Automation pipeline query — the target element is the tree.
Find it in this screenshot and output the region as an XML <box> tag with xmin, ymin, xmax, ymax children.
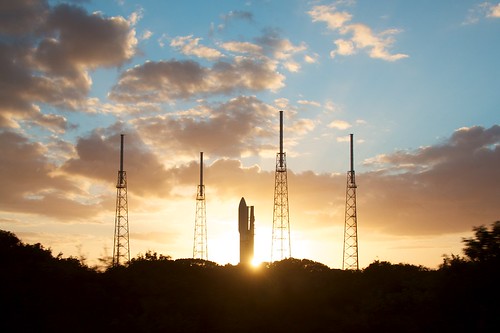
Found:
<box><xmin>462</xmin><ymin>221</ymin><xmax>500</xmax><ymax>264</ymax></box>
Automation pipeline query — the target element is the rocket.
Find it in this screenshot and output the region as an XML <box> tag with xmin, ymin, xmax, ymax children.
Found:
<box><xmin>238</xmin><ymin>197</ymin><xmax>255</xmax><ymax>265</ymax></box>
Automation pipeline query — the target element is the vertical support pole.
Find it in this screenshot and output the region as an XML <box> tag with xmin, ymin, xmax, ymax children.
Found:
<box><xmin>200</xmin><ymin>152</ymin><xmax>204</xmax><ymax>196</ymax></box>
<box><xmin>279</xmin><ymin>111</ymin><xmax>284</xmax><ymax>168</ymax></box>
<box><xmin>119</xmin><ymin>134</ymin><xmax>124</xmax><ymax>186</ymax></box>
<box><xmin>120</xmin><ymin>134</ymin><xmax>124</xmax><ymax>173</ymax></box>
<box><xmin>350</xmin><ymin>134</ymin><xmax>355</xmax><ymax>185</ymax></box>
<box><xmin>350</xmin><ymin>133</ymin><xmax>354</xmax><ymax>173</ymax></box>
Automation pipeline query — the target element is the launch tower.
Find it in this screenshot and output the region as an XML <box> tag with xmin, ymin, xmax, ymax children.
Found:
<box><xmin>271</xmin><ymin>111</ymin><xmax>291</xmax><ymax>261</ymax></box>
<box><xmin>113</xmin><ymin>134</ymin><xmax>130</xmax><ymax>266</ymax></box>
<box><xmin>342</xmin><ymin>134</ymin><xmax>359</xmax><ymax>270</ymax></box>
<box><xmin>193</xmin><ymin>152</ymin><xmax>208</xmax><ymax>260</ymax></box>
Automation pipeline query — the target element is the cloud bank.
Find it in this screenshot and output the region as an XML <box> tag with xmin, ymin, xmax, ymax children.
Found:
<box><xmin>0</xmin><ymin>0</ymin><xmax>137</xmax><ymax>128</ymax></box>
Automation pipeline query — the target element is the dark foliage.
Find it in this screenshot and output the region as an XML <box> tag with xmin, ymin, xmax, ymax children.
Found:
<box><xmin>1</xmin><ymin>228</ymin><xmax>498</xmax><ymax>333</ymax></box>
<box><xmin>462</xmin><ymin>221</ymin><xmax>500</xmax><ymax>264</ymax></box>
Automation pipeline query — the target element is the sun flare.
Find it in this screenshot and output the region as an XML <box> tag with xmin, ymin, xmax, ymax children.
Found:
<box><xmin>251</xmin><ymin>257</ymin><xmax>262</xmax><ymax>268</ymax></box>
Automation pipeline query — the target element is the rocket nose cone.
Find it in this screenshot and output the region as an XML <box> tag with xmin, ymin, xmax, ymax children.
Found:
<box><xmin>239</xmin><ymin>197</ymin><xmax>246</xmax><ymax>208</ymax></box>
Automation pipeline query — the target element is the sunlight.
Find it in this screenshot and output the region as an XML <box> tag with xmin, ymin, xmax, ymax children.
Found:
<box><xmin>251</xmin><ymin>257</ymin><xmax>262</xmax><ymax>268</ymax></box>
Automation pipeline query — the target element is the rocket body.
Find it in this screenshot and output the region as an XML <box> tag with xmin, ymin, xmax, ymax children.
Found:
<box><xmin>238</xmin><ymin>197</ymin><xmax>254</xmax><ymax>265</ymax></box>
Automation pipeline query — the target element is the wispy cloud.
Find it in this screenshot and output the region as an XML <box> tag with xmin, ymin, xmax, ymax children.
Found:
<box><xmin>488</xmin><ymin>2</ymin><xmax>500</xmax><ymax>18</ymax></box>
<box><xmin>220</xmin><ymin>41</ymin><xmax>263</xmax><ymax>55</ymax></box>
<box><xmin>308</xmin><ymin>4</ymin><xmax>408</xmax><ymax>61</ymax></box>
<box><xmin>255</xmin><ymin>29</ymin><xmax>308</xmax><ymax>71</ymax></box>
<box><xmin>216</xmin><ymin>10</ymin><xmax>253</xmax><ymax>32</ymax></box>
<box><xmin>141</xmin><ymin>29</ymin><xmax>153</xmax><ymax>40</ymax></box>
<box><xmin>298</xmin><ymin>100</ymin><xmax>321</xmax><ymax>107</ymax></box>
<box><xmin>328</xmin><ymin>120</ymin><xmax>352</xmax><ymax>130</ymax></box>
<box><xmin>464</xmin><ymin>2</ymin><xmax>500</xmax><ymax>25</ymax></box>
<box><xmin>171</xmin><ymin>35</ymin><xmax>223</xmax><ymax>60</ymax></box>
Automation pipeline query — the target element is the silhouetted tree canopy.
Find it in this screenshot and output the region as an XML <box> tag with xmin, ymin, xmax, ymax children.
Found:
<box><xmin>1</xmin><ymin>226</ymin><xmax>498</xmax><ymax>333</ymax></box>
<box><xmin>462</xmin><ymin>221</ymin><xmax>500</xmax><ymax>264</ymax></box>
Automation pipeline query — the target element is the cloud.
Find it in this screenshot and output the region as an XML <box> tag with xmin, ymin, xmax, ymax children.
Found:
<box><xmin>0</xmin><ymin>0</ymin><xmax>49</xmax><ymax>35</ymax></box>
<box><xmin>217</xmin><ymin>10</ymin><xmax>253</xmax><ymax>31</ymax></box>
<box><xmin>328</xmin><ymin>120</ymin><xmax>352</xmax><ymax>130</ymax></box>
<box><xmin>464</xmin><ymin>2</ymin><xmax>500</xmax><ymax>24</ymax></box>
<box><xmin>170</xmin><ymin>35</ymin><xmax>223</xmax><ymax>60</ymax></box>
<box><xmin>298</xmin><ymin>100</ymin><xmax>321</xmax><ymax>107</ymax></box>
<box><xmin>141</xmin><ymin>29</ymin><xmax>153</xmax><ymax>40</ymax></box>
<box><xmin>62</xmin><ymin>126</ymin><xmax>176</xmax><ymax>198</ymax></box>
<box><xmin>222</xmin><ymin>10</ymin><xmax>253</xmax><ymax>23</ymax></box>
<box><xmin>195</xmin><ymin>125</ymin><xmax>498</xmax><ymax>238</ymax></box>
<box><xmin>254</xmin><ymin>29</ymin><xmax>308</xmax><ymax>71</ymax></box>
<box><xmin>333</xmin><ymin>39</ymin><xmax>355</xmax><ymax>56</ymax></box>
<box><xmin>220</xmin><ymin>30</ymin><xmax>310</xmax><ymax>72</ymax></box>
<box><xmin>128</xmin><ymin>7</ymin><xmax>144</xmax><ymax>26</ymax></box>
<box><xmin>39</xmin><ymin>4</ymin><xmax>137</xmax><ymax>71</ymax></box>
<box><xmin>109</xmin><ymin>58</ymin><xmax>285</xmax><ymax>103</ymax></box>
<box><xmin>221</xmin><ymin>41</ymin><xmax>263</xmax><ymax>55</ymax></box>
<box><xmin>308</xmin><ymin>4</ymin><xmax>352</xmax><ymax>29</ymax></box>
<box><xmin>308</xmin><ymin>4</ymin><xmax>408</xmax><ymax>61</ymax></box>
<box><xmin>28</xmin><ymin>109</ymin><xmax>71</xmax><ymax>133</ymax></box>
<box><xmin>0</xmin><ymin>1</ymin><xmax>137</xmax><ymax>128</ymax></box>
<box><xmin>0</xmin><ymin>130</ymin><xmax>105</xmax><ymax>220</ymax></box>
<box><xmin>132</xmin><ymin>96</ymin><xmax>278</xmax><ymax>158</ymax></box>
<box><xmin>488</xmin><ymin>3</ymin><xmax>500</xmax><ymax>18</ymax></box>
<box><xmin>360</xmin><ymin>125</ymin><xmax>500</xmax><ymax>234</ymax></box>
<box><xmin>304</xmin><ymin>53</ymin><xmax>319</xmax><ymax>64</ymax></box>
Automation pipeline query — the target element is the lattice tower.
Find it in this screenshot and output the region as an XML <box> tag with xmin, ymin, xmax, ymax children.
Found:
<box><xmin>193</xmin><ymin>152</ymin><xmax>208</xmax><ymax>260</ymax></box>
<box><xmin>343</xmin><ymin>133</ymin><xmax>359</xmax><ymax>270</ymax></box>
<box><xmin>113</xmin><ymin>134</ymin><xmax>130</xmax><ymax>266</ymax></box>
<box><xmin>272</xmin><ymin>111</ymin><xmax>291</xmax><ymax>261</ymax></box>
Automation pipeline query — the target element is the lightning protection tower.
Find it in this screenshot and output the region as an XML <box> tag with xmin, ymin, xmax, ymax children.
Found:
<box><xmin>271</xmin><ymin>111</ymin><xmax>291</xmax><ymax>262</ymax></box>
<box><xmin>113</xmin><ymin>134</ymin><xmax>130</xmax><ymax>266</ymax></box>
<box><xmin>343</xmin><ymin>133</ymin><xmax>359</xmax><ymax>270</ymax></box>
<box><xmin>193</xmin><ymin>152</ymin><xmax>208</xmax><ymax>260</ymax></box>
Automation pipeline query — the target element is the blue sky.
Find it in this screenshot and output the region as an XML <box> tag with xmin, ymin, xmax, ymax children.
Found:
<box><xmin>1</xmin><ymin>0</ymin><xmax>499</xmax><ymax>268</ymax></box>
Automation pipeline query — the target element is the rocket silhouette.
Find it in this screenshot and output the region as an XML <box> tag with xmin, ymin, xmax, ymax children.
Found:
<box><xmin>238</xmin><ymin>197</ymin><xmax>254</xmax><ymax>265</ymax></box>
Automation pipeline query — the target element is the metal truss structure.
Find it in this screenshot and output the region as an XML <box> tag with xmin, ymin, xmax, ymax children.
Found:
<box><xmin>272</xmin><ymin>111</ymin><xmax>291</xmax><ymax>262</ymax></box>
<box><xmin>343</xmin><ymin>134</ymin><xmax>359</xmax><ymax>270</ymax></box>
<box><xmin>113</xmin><ymin>134</ymin><xmax>130</xmax><ymax>266</ymax></box>
<box><xmin>193</xmin><ymin>152</ymin><xmax>208</xmax><ymax>260</ymax></box>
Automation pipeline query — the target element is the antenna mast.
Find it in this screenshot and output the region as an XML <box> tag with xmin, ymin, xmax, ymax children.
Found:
<box><xmin>342</xmin><ymin>134</ymin><xmax>359</xmax><ymax>270</ymax></box>
<box><xmin>113</xmin><ymin>134</ymin><xmax>130</xmax><ymax>266</ymax></box>
<box><xmin>193</xmin><ymin>152</ymin><xmax>208</xmax><ymax>260</ymax></box>
<box><xmin>271</xmin><ymin>111</ymin><xmax>291</xmax><ymax>261</ymax></box>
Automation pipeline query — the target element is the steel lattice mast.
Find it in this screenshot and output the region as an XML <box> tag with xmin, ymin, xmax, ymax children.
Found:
<box><xmin>193</xmin><ymin>152</ymin><xmax>208</xmax><ymax>260</ymax></box>
<box><xmin>271</xmin><ymin>111</ymin><xmax>291</xmax><ymax>262</ymax></box>
<box><xmin>113</xmin><ymin>134</ymin><xmax>130</xmax><ymax>266</ymax></box>
<box><xmin>343</xmin><ymin>133</ymin><xmax>359</xmax><ymax>270</ymax></box>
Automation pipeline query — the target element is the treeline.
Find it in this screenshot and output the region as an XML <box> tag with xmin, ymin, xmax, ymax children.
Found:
<box><xmin>1</xmin><ymin>222</ymin><xmax>498</xmax><ymax>333</ymax></box>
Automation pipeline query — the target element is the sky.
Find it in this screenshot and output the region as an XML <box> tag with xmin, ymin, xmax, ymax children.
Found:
<box><xmin>0</xmin><ymin>0</ymin><xmax>499</xmax><ymax>269</ymax></box>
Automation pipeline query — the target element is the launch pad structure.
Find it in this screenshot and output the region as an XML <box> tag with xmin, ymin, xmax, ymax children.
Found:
<box><xmin>271</xmin><ymin>111</ymin><xmax>291</xmax><ymax>262</ymax></box>
<box><xmin>193</xmin><ymin>152</ymin><xmax>208</xmax><ymax>260</ymax></box>
<box><xmin>343</xmin><ymin>134</ymin><xmax>359</xmax><ymax>270</ymax></box>
<box><xmin>113</xmin><ymin>134</ymin><xmax>130</xmax><ymax>266</ymax></box>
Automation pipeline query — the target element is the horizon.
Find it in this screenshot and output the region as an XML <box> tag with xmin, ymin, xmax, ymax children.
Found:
<box><xmin>1</xmin><ymin>0</ymin><xmax>499</xmax><ymax>269</ymax></box>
